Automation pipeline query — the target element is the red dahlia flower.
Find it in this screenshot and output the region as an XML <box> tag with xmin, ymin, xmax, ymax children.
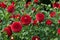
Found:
<box><xmin>32</xmin><ymin>36</ymin><xmax>40</xmax><ymax>40</ymax></box>
<box><xmin>36</xmin><ymin>12</ymin><xmax>45</xmax><ymax>22</ymax></box>
<box><xmin>57</xmin><ymin>28</ymin><xmax>60</xmax><ymax>34</ymax></box>
<box><xmin>21</xmin><ymin>14</ymin><xmax>31</xmax><ymax>25</ymax></box>
<box><xmin>4</xmin><ymin>26</ymin><xmax>12</xmax><ymax>37</ymax></box>
<box><xmin>11</xmin><ymin>22</ymin><xmax>22</xmax><ymax>32</ymax></box>
<box><xmin>34</xmin><ymin>0</ymin><xmax>38</xmax><ymax>3</ymax></box>
<box><xmin>46</xmin><ymin>20</ymin><xmax>52</xmax><ymax>25</ymax></box>
<box><xmin>7</xmin><ymin>4</ymin><xmax>15</xmax><ymax>13</ymax></box>
<box><xmin>0</xmin><ymin>2</ymin><xmax>7</xmax><ymax>8</ymax></box>
<box><xmin>50</xmin><ymin>11</ymin><xmax>56</xmax><ymax>17</ymax></box>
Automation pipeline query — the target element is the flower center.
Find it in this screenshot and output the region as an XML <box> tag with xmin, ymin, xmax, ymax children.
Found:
<box><xmin>36</xmin><ymin>38</ymin><xmax>38</xmax><ymax>40</ymax></box>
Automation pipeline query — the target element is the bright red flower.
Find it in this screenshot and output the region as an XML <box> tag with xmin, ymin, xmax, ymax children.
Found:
<box><xmin>4</xmin><ymin>25</ymin><xmax>12</xmax><ymax>37</ymax></box>
<box><xmin>11</xmin><ymin>22</ymin><xmax>22</xmax><ymax>32</ymax></box>
<box><xmin>50</xmin><ymin>11</ymin><xmax>56</xmax><ymax>17</ymax></box>
<box><xmin>33</xmin><ymin>19</ymin><xmax>38</xmax><ymax>25</ymax></box>
<box><xmin>7</xmin><ymin>5</ymin><xmax>15</xmax><ymax>13</ymax></box>
<box><xmin>34</xmin><ymin>0</ymin><xmax>38</xmax><ymax>3</ymax></box>
<box><xmin>36</xmin><ymin>12</ymin><xmax>45</xmax><ymax>22</ymax></box>
<box><xmin>58</xmin><ymin>20</ymin><xmax>60</xmax><ymax>24</ymax></box>
<box><xmin>57</xmin><ymin>28</ymin><xmax>60</xmax><ymax>34</ymax></box>
<box><xmin>21</xmin><ymin>14</ymin><xmax>31</xmax><ymax>25</ymax></box>
<box><xmin>52</xmin><ymin>2</ymin><xmax>59</xmax><ymax>8</ymax></box>
<box><xmin>32</xmin><ymin>36</ymin><xmax>40</xmax><ymax>40</ymax></box>
<box><xmin>0</xmin><ymin>2</ymin><xmax>7</xmax><ymax>8</ymax></box>
<box><xmin>46</xmin><ymin>20</ymin><xmax>52</xmax><ymax>25</ymax></box>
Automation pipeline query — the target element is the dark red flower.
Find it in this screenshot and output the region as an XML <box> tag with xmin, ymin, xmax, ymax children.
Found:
<box><xmin>10</xmin><ymin>14</ymin><xmax>20</xmax><ymax>19</ymax></box>
<box><xmin>27</xmin><ymin>2</ymin><xmax>31</xmax><ymax>6</ymax></box>
<box><xmin>33</xmin><ymin>19</ymin><xmax>38</xmax><ymax>25</ymax></box>
<box><xmin>46</xmin><ymin>20</ymin><xmax>52</xmax><ymax>25</ymax></box>
<box><xmin>0</xmin><ymin>20</ymin><xmax>2</xmax><ymax>23</ymax></box>
<box><xmin>32</xmin><ymin>36</ymin><xmax>40</xmax><ymax>40</ymax></box>
<box><xmin>7</xmin><ymin>5</ymin><xmax>15</xmax><ymax>13</ymax></box>
<box><xmin>52</xmin><ymin>2</ymin><xmax>59</xmax><ymax>8</ymax></box>
<box><xmin>11</xmin><ymin>22</ymin><xmax>22</xmax><ymax>32</ymax></box>
<box><xmin>21</xmin><ymin>14</ymin><xmax>31</xmax><ymax>25</ymax></box>
<box><xmin>0</xmin><ymin>2</ymin><xmax>7</xmax><ymax>8</ymax></box>
<box><xmin>34</xmin><ymin>0</ymin><xmax>38</xmax><ymax>3</ymax></box>
<box><xmin>50</xmin><ymin>11</ymin><xmax>56</xmax><ymax>17</ymax></box>
<box><xmin>4</xmin><ymin>25</ymin><xmax>12</xmax><ymax>37</ymax></box>
<box><xmin>57</xmin><ymin>28</ymin><xmax>60</xmax><ymax>34</ymax></box>
<box><xmin>10</xmin><ymin>14</ymin><xmax>15</xmax><ymax>18</ymax></box>
<box><xmin>32</xmin><ymin>7</ymin><xmax>36</xmax><ymax>12</ymax></box>
<box><xmin>58</xmin><ymin>20</ymin><xmax>60</xmax><ymax>24</ymax></box>
<box><xmin>24</xmin><ymin>2</ymin><xmax>31</xmax><ymax>8</ymax></box>
<box><xmin>14</xmin><ymin>14</ymin><xmax>21</xmax><ymax>19</ymax></box>
<box><xmin>36</xmin><ymin>12</ymin><xmax>45</xmax><ymax>22</ymax></box>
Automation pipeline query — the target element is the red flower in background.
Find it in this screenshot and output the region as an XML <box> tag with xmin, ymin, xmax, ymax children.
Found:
<box><xmin>0</xmin><ymin>2</ymin><xmax>7</xmax><ymax>8</ymax></box>
<box><xmin>36</xmin><ymin>12</ymin><xmax>45</xmax><ymax>22</ymax></box>
<box><xmin>32</xmin><ymin>7</ymin><xmax>36</xmax><ymax>12</ymax></box>
<box><xmin>12</xmin><ymin>1</ymin><xmax>15</xmax><ymax>5</ymax></box>
<box><xmin>24</xmin><ymin>2</ymin><xmax>31</xmax><ymax>8</ymax></box>
<box><xmin>7</xmin><ymin>4</ymin><xmax>15</xmax><ymax>13</ymax></box>
<box><xmin>32</xmin><ymin>36</ymin><xmax>40</xmax><ymax>40</ymax></box>
<box><xmin>58</xmin><ymin>4</ymin><xmax>60</xmax><ymax>9</ymax></box>
<box><xmin>34</xmin><ymin>0</ymin><xmax>38</xmax><ymax>3</ymax></box>
<box><xmin>10</xmin><ymin>14</ymin><xmax>15</xmax><ymax>18</ymax></box>
<box><xmin>11</xmin><ymin>22</ymin><xmax>22</xmax><ymax>32</ymax></box>
<box><xmin>57</xmin><ymin>28</ymin><xmax>60</xmax><ymax>34</ymax></box>
<box><xmin>50</xmin><ymin>11</ymin><xmax>56</xmax><ymax>17</ymax></box>
<box><xmin>33</xmin><ymin>19</ymin><xmax>38</xmax><ymax>25</ymax></box>
<box><xmin>46</xmin><ymin>20</ymin><xmax>52</xmax><ymax>25</ymax></box>
<box><xmin>21</xmin><ymin>14</ymin><xmax>31</xmax><ymax>25</ymax></box>
<box><xmin>14</xmin><ymin>14</ymin><xmax>21</xmax><ymax>19</ymax></box>
<box><xmin>58</xmin><ymin>20</ymin><xmax>60</xmax><ymax>24</ymax></box>
<box><xmin>4</xmin><ymin>25</ymin><xmax>12</xmax><ymax>37</ymax></box>
<box><xmin>10</xmin><ymin>14</ymin><xmax>20</xmax><ymax>19</ymax></box>
<box><xmin>52</xmin><ymin>2</ymin><xmax>59</xmax><ymax>8</ymax></box>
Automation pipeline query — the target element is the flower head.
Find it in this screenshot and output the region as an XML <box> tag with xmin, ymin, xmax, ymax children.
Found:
<box><xmin>32</xmin><ymin>36</ymin><xmax>40</xmax><ymax>40</ymax></box>
<box><xmin>46</xmin><ymin>20</ymin><xmax>52</xmax><ymax>25</ymax></box>
<box><xmin>11</xmin><ymin>22</ymin><xmax>22</xmax><ymax>32</ymax></box>
<box><xmin>21</xmin><ymin>14</ymin><xmax>31</xmax><ymax>25</ymax></box>
<box><xmin>36</xmin><ymin>12</ymin><xmax>45</xmax><ymax>22</ymax></box>
<box><xmin>4</xmin><ymin>25</ymin><xmax>12</xmax><ymax>37</ymax></box>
